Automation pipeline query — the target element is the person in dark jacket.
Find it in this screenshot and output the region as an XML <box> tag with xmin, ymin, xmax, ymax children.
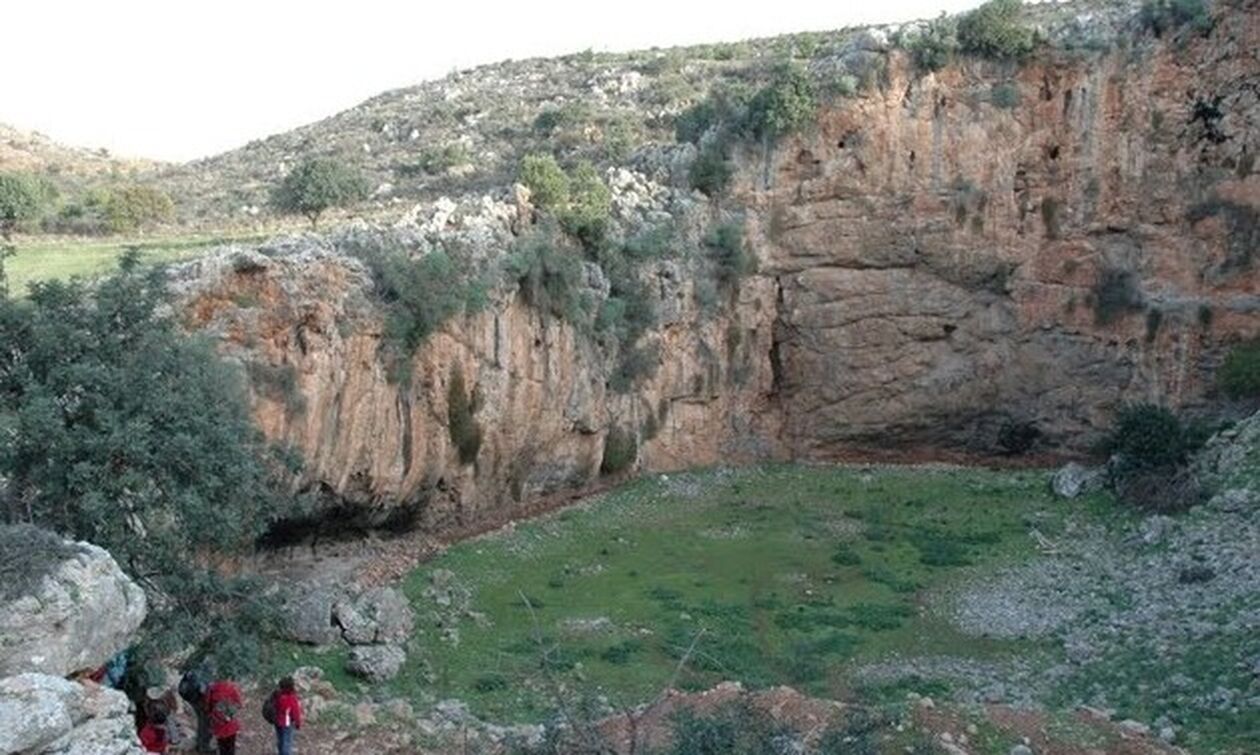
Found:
<box><xmin>205</xmin><ymin>677</ymin><xmax>243</xmax><ymax>755</ymax></box>
<box><xmin>178</xmin><ymin>661</ymin><xmax>215</xmax><ymax>754</ymax></box>
<box><xmin>271</xmin><ymin>676</ymin><xmax>303</xmax><ymax>755</ymax></box>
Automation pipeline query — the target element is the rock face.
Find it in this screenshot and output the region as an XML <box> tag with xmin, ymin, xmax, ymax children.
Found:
<box><xmin>1195</xmin><ymin>410</ymin><xmax>1260</xmax><ymax>493</ymax></box>
<box><xmin>177</xmin><ymin>3</ymin><xmax>1259</xmax><ymax>533</ymax></box>
<box><xmin>0</xmin><ymin>527</ymin><xmax>147</xmax><ymax>678</ymax></box>
<box><xmin>0</xmin><ymin>674</ymin><xmax>143</xmax><ymax>755</ymax></box>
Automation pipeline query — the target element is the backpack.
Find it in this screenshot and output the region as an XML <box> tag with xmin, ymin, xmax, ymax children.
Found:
<box><xmin>177</xmin><ymin>670</ymin><xmax>205</xmax><ymax>704</ymax></box>
<box><xmin>261</xmin><ymin>690</ymin><xmax>279</xmax><ymax>725</ymax></box>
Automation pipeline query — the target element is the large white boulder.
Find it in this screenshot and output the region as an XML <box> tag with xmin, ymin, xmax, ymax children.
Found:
<box><xmin>0</xmin><ymin>526</ymin><xmax>147</xmax><ymax>678</ymax></box>
<box><xmin>0</xmin><ymin>673</ymin><xmax>142</xmax><ymax>755</ymax></box>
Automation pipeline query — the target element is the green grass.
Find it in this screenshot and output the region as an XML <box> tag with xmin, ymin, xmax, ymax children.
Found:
<box><xmin>3</xmin><ymin>233</ymin><xmax>265</xmax><ymax>295</ymax></box>
<box><xmin>371</xmin><ymin>465</ymin><xmax>1077</xmax><ymax>722</ymax></box>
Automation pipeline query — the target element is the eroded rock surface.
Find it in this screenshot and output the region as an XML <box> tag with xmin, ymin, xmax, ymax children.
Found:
<box><xmin>0</xmin><ymin>674</ymin><xmax>143</xmax><ymax>755</ymax></box>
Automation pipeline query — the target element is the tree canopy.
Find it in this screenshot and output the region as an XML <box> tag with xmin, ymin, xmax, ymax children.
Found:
<box><xmin>272</xmin><ymin>157</ymin><xmax>369</xmax><ymax>228</ymax></box>
<box><xmin>0</xmin><ymin>173</ymin><xmax>49</xmax><ymax>239</ymax></box>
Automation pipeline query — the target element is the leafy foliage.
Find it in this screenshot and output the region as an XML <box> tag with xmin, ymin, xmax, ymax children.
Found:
<box><xmin>0</xmin><ymin>253</ymin><xmax>290</xmax><ymax>650</ymax></box>
<box><xmin>1140</xmin><ymin>0</ymin><xmax>1213</xmax><ymax>36</ymax></box>
<box><xmin>271</xmin><ymin>157</ymin><xmax>369</xmax><ymax>228</ymax></box>
<box><xmin>504</xmin><ymin>224</ymin><xmax>588</xmax><ymax>323</ymax></box>
<box><xmin>905</xmin><ymin>14</ymin><xmax>959</xmax><ymax>72</ymax></box>
<box><xmin>689</xmin><ymin>143</ymin><xmax>735</xmax><ymax>197</ymax></box>
<box><xmin>558</xmin><ymin>162</ymin><xmax>612</xmax><ymax>250</ymax></box>
<box><xmin>704</xmin><ymin>222</ymin><xmax>755</xmax><ymax>290</ymax></box>
<box><xmin>100</xmin><ymin>185</ymin><xmax>174</xmax><ymax>233</ymax></box>
<box><xmin>745</xmin><ymin>65</ymin><xmax>817</xmax><ymax>142</ymax></box>
<box><xmin>0</xmin><ymin>173</ymin><xmax>49</xmax><ymax>239</ymax></box>
<box><xmin>1219</xmin><ymin>340</ymin><xmax>1260</xmax><ymax>399</ymax></box>
<box><xmin>518</xmin><ymin>153</ymin><xmax>570</xmax><ymax>210</ymax></box>
<box><xmin>957</xmin><ymin>0</ymin><xmax>1037</xmax><ymax>60</ymax></box>
<box><xmin>1102</xmin><ymin>404</ymin><xmax>1197</xmax><ymax>474</ymax></box>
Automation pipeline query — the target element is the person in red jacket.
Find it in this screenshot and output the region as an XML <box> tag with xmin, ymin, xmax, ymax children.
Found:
<box><xmin>204</xmin><ymin>678</ymin><xmax>242</xmax><ymax>755</ymax></box>
<box><xmin>137</xmin><ymin>710</ymin><xmax>170</xmax><ymax>753</ymax></box>
<box><xmin>272</xmin><ymin>676</ymin><xmax>302</xmax><ymax>755</ymax></box>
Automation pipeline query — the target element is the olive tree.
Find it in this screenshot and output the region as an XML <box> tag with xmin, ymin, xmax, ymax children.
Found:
<box><xmin>271</xmin><ymin>157</ymin><xmax>369</xmax><ymax>229</ymax></box>
<box><xmin>0</xmin><ymin>173</ymin><xmax>46</xmax><ymax>239</ymax></box>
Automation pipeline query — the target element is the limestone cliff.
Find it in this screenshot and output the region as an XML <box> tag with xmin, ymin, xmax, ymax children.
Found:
<box><xmin>178</xmin><ymin>1</ymin><xmax>1258</xmax><ymax>530</ymax></box>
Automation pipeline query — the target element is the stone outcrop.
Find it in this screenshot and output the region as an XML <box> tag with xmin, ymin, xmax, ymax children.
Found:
<box><xmin>0</xmin><ymin>527</ymin><xmax>147</xmax><ymax>678</ymax></box>
<box><xmin>176</xmin><ymin>1</ymin><xmax>1258</xmax><ymax>533</ymax></box>
<box><xmin>0</xmin><ymin>674</ymin><xmax>143</xmax><ymax>755</ymax></box>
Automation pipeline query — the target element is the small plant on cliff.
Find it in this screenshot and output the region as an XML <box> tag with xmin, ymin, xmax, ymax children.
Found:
<box><xmin>504</xmin><ymin>223</ymin><xmax>589</xmax><ymax>324</ymax></box>
<box><xmin>558</xmin><ymin>162</ymin><xmax>612</xmax><ymax>250</ymax></box>
<box><xmin>600</xmin><ymin>426</ymin><xmax>638</xmax><ymax>475</ymax></box>
<box><xmin>689</xmin><ymin>143</ymin><xmax>735</xmax><ymax>197</ymax></box>
<box><xmin>904</xmin><ymin>14</ymin><xmax>959</xmax><ymax>72</ymax></box>
<box><xmin>518</xmin><ymin>153</ymin><xmax>570</xmax><ymax>210</ymax></box>
<box><xmin>447</xmin><ymin>368</ymin><xmax>483</xmax><ymax>465</ymax></box>
<box><xmin>744</xmin><ymin>64</ymin><xmax>817</xmax><ymax>143</ymax></box>
<box><xmin>1140</xmin><ymin>0</ymin><xmax>1213</xmax><ymax>36</ymax></box>
<box><xmin>956</xmin><ymin>0</ymin><xmax>1037</xmax><ymax>61</ymax></box>
<box><xmin>271</xmin><ymin>157</ymin><xmax>369</xmax><ymax>229</ymax></box>
<box><xmin>990</xmin><ymin>82</ymin><xmax>1021</xmax><ymax>109</ymax></box>
<box><xmin>705</xmin><ymin>221</ymin><xmax>755</xmax><ymax>291</ymax></box>
<box><xmin>1219</xmin><ymin>340</ymin><xmax>1260</xmax><ymax>399</ymax></box>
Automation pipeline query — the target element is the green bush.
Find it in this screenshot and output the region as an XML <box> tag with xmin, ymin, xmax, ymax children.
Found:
<box><xmin>503</xmin><ymin>225</ymin><xmax>588</xmax><ymax>323</ymax></box>
<box><xmin>518</xmin><ymin>153</ymin><xmax>570</xmax><ymax>210</ymax></box>
<box><xmin>1102</xmin><ymin>404</ymin><xmax>1200</xmax><ymax>475</ymax></box>
<box><xmin>1219</xmin><ymin>340</ymin><xmax>1260</xmax><ymax>398</ymax></box>
<box><xmin>0</xmin><ymin>253</ymin><xmax>289</xmax><ymax>653</ymax></box>
<box><xmin>1140</xmin><ymin>0</ymin><xmax>1213</xmax><ymax>36</ymax></box>
<box><xmin>905</xmin><ymin>14</ymin><xmax>959</xmax><ymax>72</ymax></box>
<box><xmin>705</xmin><ymin>222</ymin><xmax>755</xmax><ymax>290</ymax></box>
<box><xmin>990</xmin><ymin>82</ymin><xmax>1021</xmax><ymax>109</ymax></box>
<box><xmin>957</xmin><ymin>0</ymin><xmax>1037</xmax><ymax>60</ymax></box>
<box><xmin>600</xmin><ymin>426</ymin><xmax>638</xmax><ymax>475</ymax></box>
<box><xmin>689</xmin><ymin>143</ymin><xmax>735</xmax><ymax>197</ymax></box>
<box><xmin>744</xmin><ymin>65</ymin><xmax>817</xmax><ymax>142</ymax></box>
<box><xmin>271</xmin><ymin>157</ymin><xmax>369</xmax><ymax>229</ymax></box>
<box><xmin>675</xmin><ymin>100</ymin><xmax>721</xmax><ymax>145</ymax></box>
<box><xmin>397</xmin><ymin>143</ymin><xmax>471</xmax><ymax>176</ymax></box>
<box><xmin>1091</xmin><ymin>267</ymin><xmax>1144</xmax><ymax>325</ymax></box>
<box><xmin>101</xmin><ymin>185</ymin><xmax>174</xmax><ymax>233</ymax></box>
<box><xmin>447</xmin><ymin>368</ymin><xmax>482</xmax><ymax>465</ymax></box>
<box><xmin>667</xmin><ymin>703</ymin><xmax>783</xmax><ymax>755</ymax></box>
<box><xmin>0</xmin><ymin>173</ymin><xmax>49</xmax><ymax>239</ymax></box>
<box><xmin>558</xmin><ymin>162</ymin><xmax>612</xmax><ymax>250</ymax></box>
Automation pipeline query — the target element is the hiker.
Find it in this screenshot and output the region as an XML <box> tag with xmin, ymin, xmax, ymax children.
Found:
<box><xmin>264</xmin><ymin>676</ymin><xmax>303</xmax><ymax>755</ymax></box>
<box><xmin>178</xmin><ymin>660</ymin><xmax>214</xmax><ymax>754</ymax></box>
<box><xmin>138</xmin><ymin>710</ymin><xmax>170</xmax><ymax>753</ymax></box>
<box><xmin>205</xmin><ymin>676</ymin><xmax>243</xmax><ymax>755</ymax></box>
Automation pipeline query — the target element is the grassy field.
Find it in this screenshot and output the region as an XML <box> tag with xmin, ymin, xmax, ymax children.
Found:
<box><xmin>2</xmin><ymin>233</ymin><xmax>267</xmax><ymax>295</ymax></box>
<box><xmin>354</xmin><ymin>465</ymin><xmax>1100</xmax><ymax>722</ymax></box>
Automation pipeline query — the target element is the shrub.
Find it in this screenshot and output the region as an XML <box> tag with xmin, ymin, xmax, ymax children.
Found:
<box><xmin>447</xmin><ymin>368</ymin><xmax>482</xmax><ymax>465</ymax></box>
<box><xmin>503</xmin><ymin>225</ymin><xmax>588</xmax><ymax>323</ymax></box>
<box><xmin>675</xmin><ymin>100</ymin><xmax>721</xmax><ymax>145</ymax></box>
<box><xmin>1140</xmin><ymin>0</ymin><xmax>1213</xmax><ymax>36</ymax></box>
<box><xmin>905</xmin><ymin>14</ymin><xmax>959</xmax><ymax>72</ymax></box>
<box><xmin>0</xmin><ymin>253</ymin><xmax>289</xmax><ymax>653</ymax></box>
<box><xmin>667</xmin><ymin>703</ymin><xmax>783</xmax><ymax>755</ymax></box>
<box><xmin>689</xmin><ymin>143</ymin><xmax>734</xmax><ymax>197</ymax></box>
<box><xmin>744</xmin><ymin>65</ymin><xmax>817</xmax><ymax>142</ymax></box>
<box><xmin>398</xmin><ymin>143</ymin><xmax>471</xmax><ymax>176</ymax></box>
<box><xmin>272</xmin><ymin>157</ymin><xmax>369</xmax><ymax>229</ymax></box>
<box><xmin>600</xmin><ymin>427</ymin><xmax>638</xmax><ymax>475</ymax></box>
<box><xmin>0</xmin><ymin>172</ymin><xmax>48</xmax><ymax>239</ymax></box>
<box><xmin>101</xmin><ymin>185</ymin><xmax>174</xmax><ymax>233</ymax></box>
<box><xmin>1091</xmin><ymin>267</ymin><xmax>1144</xmax><ymax>325</ymax></box>
<box><xmin>705</xmin><ymin>222</ymin><xmax>755</xmax><ymax>290</ymax></box>
<box><xmin>1219</xmin><ymin>340</ymin><xmax>1260</xmax><ymax>398</ymax></box>
<box><xmin>558</xmin><ymin>162</ymin><xmax>612</xmax><ymax>250</ymax></box>
<box><xmin>1102</xmin><ymin>404</ymin><xmax>1197</xmax><ymax>474</ymax></box>
<box><xmin>518</xmin><ymin>153</ymin><xmax>570</xmax><ymax>210</ymax></box>
<box><xmin>957</xmin><ymin>0</ymin><xmax>1037</xmax><ymax>60</ymax></box>
<box><xmin>990</xmin><ymin>82</ymin><xmax>1021</xmax><ymax>109</ymax></box>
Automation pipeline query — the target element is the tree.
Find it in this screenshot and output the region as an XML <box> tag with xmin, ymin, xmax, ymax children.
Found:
<box><xmin>957</xmin><ymin>0</ymin><xmax>1037</xmax><ymax>60</ymax></box>
<box><xmin>272</xmin><ymin>157</ymin><xmax>369</xmax><ymax>229</ymax></box>
<box><xmin>744</xmin><ymin>65</ymin><xmax>817</xmax><ymax>142</ymax></box>
<box><xmin>0</xmin><ymin>252</ymin><xmax>293</xmax><ymax>651</ymax></box>
<box><xmin>102</xmin><ymin>185</ymin><xmax>174</xmax><ymax>233</ymax></box>
<box><xmin>0</xmin><ymin>173</ymin><xmax>46</xmax><ymax>240</ymax></box>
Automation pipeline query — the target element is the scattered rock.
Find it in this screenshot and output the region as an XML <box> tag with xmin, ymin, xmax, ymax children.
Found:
<box><xmin>345</xmin><ymin>645</ymin><xmax>406</xmax><ymax>682</ymax></box>
<box><xmin>1050</xmin><ymin>463</ymin><xmax>1106</xmax><ymax>499</ymax></box>
<box><xmin>0</xmin><ymin>674</ymin><xmax>143</xmax><ymax>755</ymax></box>
<box><xmin>1118</xmin><ymin>719</ymin><xmax>1151</xmax><ymax>736</ymax></box>
<box><xmin>1009</xmin><ymin>745</ymin><xmax>1033</xmax><ymax>755</ymax></box>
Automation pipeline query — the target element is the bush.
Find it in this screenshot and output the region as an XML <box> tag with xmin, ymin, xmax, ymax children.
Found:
<box><xmin>0</xmin><ymin>172</ymin><xmax>49</xmax><ymax>238</ymax></box>
<box><xmin>1140</xmin><ymin>0</ymin><xmax>1213</xmax><ymax>36</ymax></box>
<box><xmin>600</xmin><ymin>426</ymin><xmax>638</xmax><ymax>475</ymax></box>
<box><xmin>990</xmin><ymin>82</ymin><xmax>1021</xmax><ymax>109</ymax></box>
<box><xmin>0</xmin><ymin>253</ymin><xmax>289</xmax><ymax>653</ymax></box>
<box><xmin>1219</xmin><ymin>340</ymin><xmax>1260</xmax><ymax>398</ymax></box>
<box><xmin>1102</xmin><ymin>404</ymin><xmax>1198</xmax><ymax>475</ymax></box>
<box><xmin>101</xmin><ymin>185</ymin><xmax>174</xmax><ymax>233</ymax></box>
<box><xmin>271</xmin><ymin>157</ymin><xmax>369</xmax><ymax>229</ymax></box>
<box><xmin>905</xmin><ymin>14</ymin><xmax>959</xmax><ymax>72</ymax></box>
<box><xmin>447</xmin><ymin>368</ymin><xmax>482</xmax><ymax>465</ymax></box>
<box><xmin>518</xmin><ymin>153</ymin><xmax>570</xmax><ymax>210</ymax></box>
<box><xmin>705</xmin><ymin>222</ymin><xmax>755</xmax><ymax>290</ymax></box>
<box><xmin>503</xmin><ymin>225</ymin><xmax>588</xmax><ymax>323</ymax></box>
<box><xmin>558</xmin><ymin>162</ymin><xmax>612</xmax><ymax>250</ymax></box>
<box><xmin>689</xmin><ymin>143</ymin><xmax>735</xmax><ymax>197</ymax></box>
<box><xmin>397</xmin><ymin>143</ymin><xmax>471</xmax><ymax>176</ymax></box>
<box><xmin>957</xmin><ymin>0</ymin><xmax>1037</xmax><ymax>60</ymax></box>
<box><xmin>1091</xmin><ymin>267</ymin><xmax>1144</xmax><ymax>325</ymax></box>
<box><xmin>744</xmin><ymin>65</ymin><xmax>817</xmax><ymax>142</ymax></box>
<box><xmin>667</xmin><ymin>703</ymin><xmax>784</xmax><ymax>755</ymax></box>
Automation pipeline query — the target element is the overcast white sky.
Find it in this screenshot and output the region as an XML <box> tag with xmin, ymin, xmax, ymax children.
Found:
<box><xmin>2</xmin><ymin>0</ymin><xmax>983</xmax><ymax>162</ymax></box>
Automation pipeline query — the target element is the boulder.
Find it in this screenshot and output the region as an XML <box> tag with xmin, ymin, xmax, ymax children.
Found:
<box><xmin>0</xmin><ymin>673</ymin><xmax>143</xmax><ymax>755</ymax></box>
<box><xmin>344</xmin><ymin>645</ymin><xmax>406</xmax><ymax>682</ymax></box>
<box><xmin>277</xmin><ymin>585</ymin><xmax>341</xmax><ymax>646</ymax></box>
<box><xmin>1194</xmin><ymin>411</ymin><xmax>1260</xmax><ymax>495</ymax></box>
<box><xmin>334</xmin><ymin>587</ymin><xmax>414</xmax><ymax>646</ymax></box>
<box><xmin>0</xmin><ymin>527</ymin><xmax>147</xmax><ymax>678</ymax></box>
<box><xmin>1050</xmin><ymin>463</ymin><xmax>1106</xmax><ymax>499</ymax></box>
